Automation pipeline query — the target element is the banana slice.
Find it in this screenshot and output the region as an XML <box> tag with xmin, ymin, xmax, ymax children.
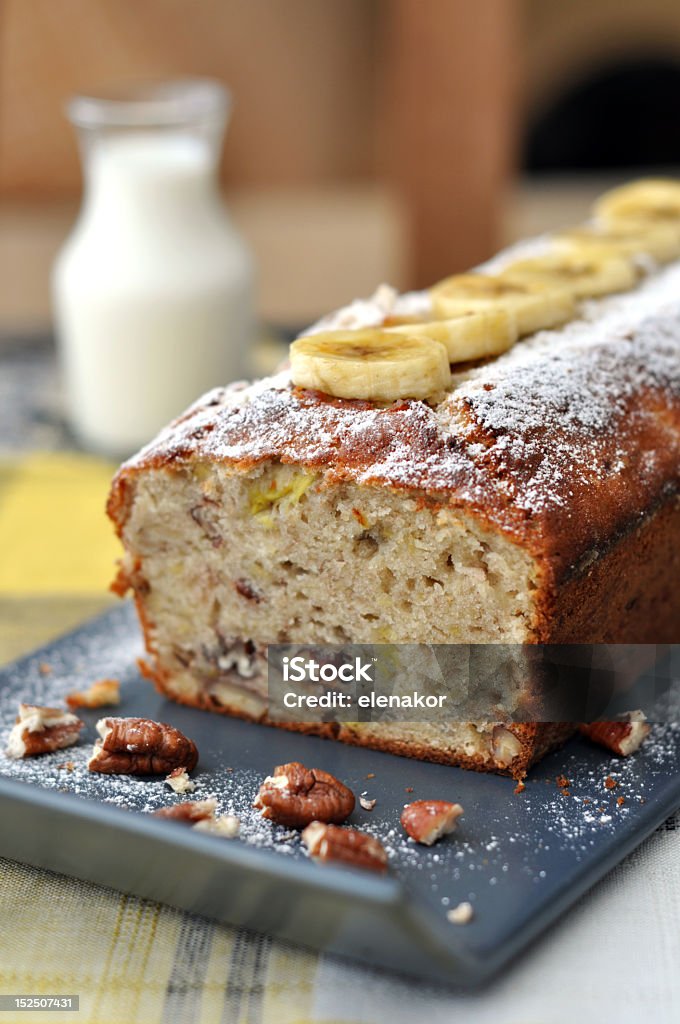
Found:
<box><xmin>289</xmin><ymin>328</ymin><xmax>451</xmax><ymax>402</ymax></box>
<box><xmin>555</xmin><ymin>223</ymin><xmax>680</xmax><ymax>265</ymax></box>
<box><xmin>500</xmin><ymin>248</ymin><xmax>637</xmax><ymax>299</ymax></box>
<box><xmin>430</xmin><ymin>273</ymin><xmax>575</xmax><ymax>337</ymax></box>
<box><xmin>594</xmin><ymin>179</ymin><xmax>680</xmax><ymax>231</ymax></box>
<box><xmin>386</xmin><ymin>309</ymin><xmax>517</xmax><ymax>364</ymax></box>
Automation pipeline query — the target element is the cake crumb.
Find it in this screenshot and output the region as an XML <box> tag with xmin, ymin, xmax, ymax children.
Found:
<box><xmin>165</xmin><ymin>767</ymin><xmax>196</xmax><ymax>794</ymax></box>
<box><xmin>365</xmin><ymin>773</ymin><xmax>375</xmax><ymax>780</ymax></box>
<box><xmin>447</xmin><ymin>901</ymin><xmax>474</xmax><ymax>925</ymax></box>
<box><xmin>360</xmin><ymin>796</ymin><xmax>377</xmax><ymax>811</ymax></box>
<box><xmin>66</xmin><ymin>678</ymin><xmax>120</xmax><ymax>709</ymax></box>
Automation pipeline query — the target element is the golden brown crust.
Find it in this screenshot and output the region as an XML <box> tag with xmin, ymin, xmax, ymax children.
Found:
<box><xmin>108</xmin><ymin>292</ymin><xmax>680</xmax><ymax>593</ymax></box>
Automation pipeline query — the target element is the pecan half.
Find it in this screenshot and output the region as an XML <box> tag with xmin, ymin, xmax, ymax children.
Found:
<box><xmin>301</xmin><ymin>822</ymin><xmax>388</xmax><ymax>872</ymax></box>
<box><xmin>66</xmin><ymin>678</ymin><xmax>121</xmax><ymax>710</ymax></box>
<box><xmin>6</xmin><ymin>704</ymin><xmax>84</xmax><ymax>759</ymax></box>
<box><xmin>88</xmin><ymin>717</ymin><xmax>199</xmax><ymax>775</ymax></box>
<box><xmin>400</xmin><ymin>800</ymin><xmax>464</xmax><ymax>846</ymax></box>
<box><xmin>154</xmin><ymin>798</ymin><xmax>217</xmax><ymax>823</ymax></box>
<box><xmin>253</xmin><ymin>761</ymin><xmax>355</xmax><ymax>828</ymax></box>
<box><xmin>579</xmin><ymin>711</ymin><xmax>650</xmax><ymax>756</ymax></box>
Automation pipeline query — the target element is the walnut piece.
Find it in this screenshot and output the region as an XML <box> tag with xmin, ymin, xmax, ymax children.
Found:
<box><xmin>88</xmin><ymin>717</ymin><xmax>199</xmax><ymax>775</ymax></box>
<box><xmin>490</xmin><ymin>726</ymin><xmax>523</xmax><ymax>768</ymax></box>
<box><xmin>153</xmin><ymin>798</ymin><xmax>240</xmax><ymax>837</ymax></box>
<box><xmin>66</xmin><ymin>678</ymin><xmax>121</xmax><ymax>710</ymax></box>
<box><xmin>193</xmin><ymin>814</ymin><xmax>241</xmax><ymax>839</ymax></box>
<box><xmin>447</xmin><ymin>901</ymin><xmax>474</xmax><ymax>925</ymax></box>
<box><xmin>154</xmin><ymin>798</ymin><xmax>217</xmax><ymax>823</ymax></box>
<box><xmin>579</xmin><ymin>711</ymin><xmax>650</xmax><ymax>756</ymax></box>
<box><xmin>400</xmin><ymin>800</ymin><xmax>464</xmax><ymax>846</ymax></box>
<box><xmin>165</xmin><ymin>766</ymin><xmax>196</xmax><ymax>794</ymax></box>
<box><xmin>301</xmin><ymin>822</ymin><xmax>388</xmax><ymax>872</ymax></box>
<box><xmin>253</xmin><ymin>761</ymin><xmax>355</xmax><ymax>828</ymax></box>
<box><xmin>6</xmin><ymin>704</ymin><xmax>84</xmax><ymax>759</ymax></box>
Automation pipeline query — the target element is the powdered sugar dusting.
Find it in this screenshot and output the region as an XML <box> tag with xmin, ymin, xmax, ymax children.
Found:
<box><xmin>1</xmin><ymin>605</ymin><xmax>679</xmax><ymax>914</ymax></box>
<box><xmin>119</xmin><ymin>261</ymin><xmax>680</xmax><ymax>570</ymax></box>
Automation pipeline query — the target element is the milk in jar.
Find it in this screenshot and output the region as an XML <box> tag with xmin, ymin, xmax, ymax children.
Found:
<box><xmin>52</xmin><ymin>80</ymin><xmax>254</xmax><ymax>457</ymax></box>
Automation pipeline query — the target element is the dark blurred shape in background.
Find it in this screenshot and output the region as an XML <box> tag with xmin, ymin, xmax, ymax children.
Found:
<box><xmin>526</xmin><ymin>57</ymin><xmax>680</xmax><ymax>172</ymax></box>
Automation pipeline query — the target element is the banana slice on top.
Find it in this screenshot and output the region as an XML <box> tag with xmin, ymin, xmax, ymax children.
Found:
<box><xmin>290</xmin><ymin>328</ymin><xmax>451</xmax><ymax>402</ymax></box>
<box><xmin>386</xmin><ymin>308</ymin><xmax>517</xmax><ymax>364</ymax></box>
<box><xmin>430</xmin><ymin>273</ymin><xmax>574</xmax><ymax>337</ymax></box>
<box><xmin>594</xmin><ymin>179</ymin><xmax>680</xmax><ymax>231</ymax></box>
<box><xmin>500</xmin><ymin>248</ymin><xmax>637</xmax><ymax>300</ymax></box>
<box><xmin>555</xmin><ymin>223</ymin><xmax>680</xmax><ymax>265</ymax></box>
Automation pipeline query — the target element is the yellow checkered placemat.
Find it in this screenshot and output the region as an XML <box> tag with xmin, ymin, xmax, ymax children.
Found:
<box><xmin>0</xmin><ymin>454</ymin><xmax>324</xmax><ymax>1024</ymax></box>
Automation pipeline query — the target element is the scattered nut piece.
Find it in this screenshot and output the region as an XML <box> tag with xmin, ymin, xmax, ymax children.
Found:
<box><xmin>617</xmin><ymin>796</ymin><xmax>626</xmax><ymax>807</ymax></box>
<box><xmin>359</xmin><ymin>796</ymin><xmax>376</xmax><ymax>811</ymax></box>
<box><xmin>446</xmin><ymin>901</ymin><xmax>474</xmax><ymax>925</ymax></box>
<box><xmin>491</xmin><ymin>726</ymin><xmax>523</xmax><ymax>768</ymax></box>
<box><xmin>38</xmin><ymin>662</ymin><xmax>52</xmax><ymax>676</ymax></box>
<box><xmin>154</xmin><ymin>799</ymin><xmax>217</xmax><ymax>823</ymax></box>
<box><xmin>400</xmin><ymin>800</ymin><xmax>464</xmax><ymax>846</ymax></box>
<box><xmin>165</xmin><ymin>766</ymin><xmax>196</xmax><ymax>794</ymax></box>
<box><xmin>405</xmin><ymin>786</ymin><xmax>414</xmax><ymax>793</ymax></box>
<box><xmin>66</xmin><ymin>678</ymin><xmax>121</xmax><ymax>710</ymax></box>
<box><xmin>193</xmin><ymin>814</ymin><xmax>241</xmax><ymax>839</ymax></box>
<box><xmin>6</xmin><ymin>704</ymin><xmax>84</xmax><ymax>759</ymax></box>
<box><xmin>88</xmin><ymin>717</ymin><xmax>199</xmax><ymax>775</ymax></box>
<box><xmin>253</xmin><ymin>761</ymin><xmax>355</xmax><ymax>828</ymax></box>
<box><xmin>302</xmin><ymin>822</ymin><xmax>388</xmax><ymax>872</ymax></box>
<box><xmin>556</xmin><ymin>774</ymin><xmax>570</xmax><ymax>789</ymax></box>
<box><xmin>604</xmin><ymin>775</ymin><xmax>617</xmax><ymax>790</ymax></box>
<box><xmin>579</xmin><ymin>712</ymin><xmax>650</xmax><ymax>756</ymax></box>
<box><xmin>57</xmin><ymin>761</ymin><xmax>75</xmax><ymax>772</ymax></box>
<box><xmin>365</xmin><ymin>773</ymin><xmax>375</xmax><ymax>780</ymax></box>
<box><xmin>514</xmin><ymin>781</ymin><xmax>526</xmax><ymax>795</ymax></box>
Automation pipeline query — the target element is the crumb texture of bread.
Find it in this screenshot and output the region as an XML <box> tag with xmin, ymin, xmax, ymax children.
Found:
<box><xmin>118</xmin><ymin>462</ymin><xmax>537</xmax><ymax>714</ymax></box>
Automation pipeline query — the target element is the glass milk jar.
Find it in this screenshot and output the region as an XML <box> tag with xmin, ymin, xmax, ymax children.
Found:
<box><xmin>52</xmin><ymin>79</ymin><xmax>254</xmax><ymax>457</ymax></box>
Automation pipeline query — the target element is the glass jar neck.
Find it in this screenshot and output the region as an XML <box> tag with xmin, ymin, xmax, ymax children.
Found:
<box><xmin>68</xmin><ymin>80</ymin><xmax>230</xmax><ymax>227</ymax></box>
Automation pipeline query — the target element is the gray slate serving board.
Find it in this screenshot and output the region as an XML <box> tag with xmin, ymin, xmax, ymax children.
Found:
<box><xmin>1</xmin><ymin>603</ymin><xmax>679</xmax><ymax>987</ymax></box>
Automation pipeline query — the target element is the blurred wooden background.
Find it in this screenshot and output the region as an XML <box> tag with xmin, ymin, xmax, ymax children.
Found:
<box><xmin>0</xmin><ymin>0</ymin><xmax>516</xmax><ymax>326</ymax></box>
<box><xmin>2</xmin><ymin>0</ymin><xmax>680</xmax><ymax>329</ymax></box>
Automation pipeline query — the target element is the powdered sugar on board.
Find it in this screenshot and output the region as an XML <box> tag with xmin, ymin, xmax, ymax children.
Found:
<box><xmin>120</xmin><ymin>262</ymin><xmax>680</xmax><ymax>553</ymax></box>
<box><xmin>1</xmin><ymin>604</ymin><xmax>679</xmax><ymax>918</ymax></box>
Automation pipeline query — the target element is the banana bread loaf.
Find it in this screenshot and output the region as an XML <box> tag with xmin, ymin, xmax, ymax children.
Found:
<box><xmin>107</xmin><ymin>184</ymin><xmax>680</xmax><ymax>778</ymax></box>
